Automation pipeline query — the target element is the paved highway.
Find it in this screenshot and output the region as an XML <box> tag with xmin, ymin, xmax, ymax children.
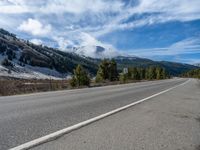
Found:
<box><xmin>0</xmin><ymin>78</ymin><xmax>189</xmax><ymax>149</ymax></box>
<box><xmin>34</xmin><ymin>78</ymin><xmax>200</xmax><ymax>150</ymax></box>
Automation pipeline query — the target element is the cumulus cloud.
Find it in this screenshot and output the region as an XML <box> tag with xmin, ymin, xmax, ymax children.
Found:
<box><xmin>2</xmin><ymin>0</ymin><xmax>200</xmax><ymax>36</ymax></box>
<box><xmin>18</xmin><ymin>18</ymin><xmax>52</xmax><ymax>36</ymax></box>
<box><xmin>1</xmin><ymin>0</ymin><xmax>200</xmax><ymax>60</ymax></box>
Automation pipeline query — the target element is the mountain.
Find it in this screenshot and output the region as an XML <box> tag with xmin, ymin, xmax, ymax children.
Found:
<box><xmin>194</xmin><ymin>63</ymin><xmax>200</xmax><ymax>67</ymax></box>
<box><xmin>72</xmin><ymin>45</ymin><xmax>116</xmax><ymax>58</ymax></box>
<box><xmin>114</xmin><ymin>56</ymin><xmax>198</xmax><ymax>75</ymax></box>
<box><xmin>0</xmin><ymin>28</ymin><xmax>198</xmax><ymax>79</ymax></box>
<box><xmin>0</xmin><ymin>28</ymin><xmax>98</xmax><ymax>79</ymax></box>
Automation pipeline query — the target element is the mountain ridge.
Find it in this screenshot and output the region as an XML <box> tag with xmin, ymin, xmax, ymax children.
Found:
<box><xmin>0</xmin><ymin>28</ymin><xmax>198</xmax><ymax>79</ymax></box>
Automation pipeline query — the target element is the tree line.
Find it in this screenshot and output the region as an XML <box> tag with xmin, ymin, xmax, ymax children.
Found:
<box><xmin>121</xmin><ymin>66</ymin><xmax>168</xmax><ymax>81</ymax></box>
<box><xmin>181</xmin><ymin>69</ymin><xmax>200</xmax><ymax>79</ymax></box>
<box><xmin>70</xmin><ymin>59</ymin><xmax>169</xmax><ymax>87</ymax></box>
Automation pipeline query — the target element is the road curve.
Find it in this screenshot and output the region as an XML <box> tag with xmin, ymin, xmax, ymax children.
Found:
<box><xmin>0</xmin><ymin>78</ymin><xmax>187</xmax><ymax>149</ymax></box>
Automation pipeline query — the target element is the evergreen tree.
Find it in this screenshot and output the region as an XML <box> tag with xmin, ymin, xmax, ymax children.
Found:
<box><xmin>109</xmin><ymin>59</ymin><xmax>118</xmax><ymax>81</ymax></box>
<box><xmin>126</xmin><ymin>66</ymin><xmax>168</xmax><ymax>81</ymax></box>
<box><xmin>1</xmin><ymin>58</ymin><xmax>13</xmax><ymax>67</ymax></box>
<box><xmin>70</xmin><ymin>76</ymin><xmax>77</xmax><ymax>87</ymax></box>
<box><xmin>70</xmin><ymin>65</ymin><xmax>90</xmax><ymax>87</ymax></box>
<box><xmin>95</xmin><ymin>67</ymin><xmax>104</xmax><ymax>83</ymax></box>
<box><xmin>139</xmin><ymin>68</ymin><xmax>146</xmax><ymax>80</ymax></box>
<box><xmin>147</xmin><ymin>67</ymin><xmax>156</xmax><ymax>80</ymax></box>
<box><xmin>182</xmin><ymin>69</ymin><xmax>200</xmax><ymax>79</ymax></box>
<box><xmin>127</xmin><ymin>68</ymin><xmax>132</xmax><ymax>79</ymax></box>
<box><xmin>119</xmin><ymin>73</ymin><xmax>128</xmax><ymax>83</ymax></box>
<box><xmin>156</xmin><ymin>67</ymin><xmax>161</xmax><ymax>80</ymax></box>
<box><xmin>96</xmin><ymin>59</ymin><xmax>118</xmax><ymax>82</ymax></box>
<box><xmin>130</xmin><ymin>67</ymin><xmax>140</xmax><ymax>80</ymax></box>
<box><xmin>160</xmin><ymin>68</ymin><xmax>166</xmax><ymax>79</ymax></box>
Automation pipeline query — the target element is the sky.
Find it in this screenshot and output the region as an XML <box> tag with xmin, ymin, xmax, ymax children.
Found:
<box><xmin>0</xmin><ymin>0</ymin><xmax>200</xmax><ymax>64</ymax></box>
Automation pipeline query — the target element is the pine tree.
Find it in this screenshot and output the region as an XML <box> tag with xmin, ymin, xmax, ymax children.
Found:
<box><xmin>119</xmin><ymin>73</ymin><xmax>128</xmax><ymax>83</ymax></box>
<box><xmin>96</xmin><ymin>59</ymin><xmax>118</xmax><ymax>82</ymax></box>
<box><xmin>160</xmin><ymin>68</ymin><xmax>166</xmax><ymax>79</ymax></box>
<box><xmin>156</xmin><ymin>67</ymin><xmax>161</xmax><ymax>80</ymax></box>
<box><xmin>109</xmin><ymin>59</ymin><xmax>118</xmax><ymax>81</ymax></box>
<box><xmin>70</xmin><ymin>65</ymin><xmax>90</xmax><ymax>87</ymax></box>
<box><xmin>147</xmin><ymin>67</ymin><xmax>157</xmax><ymax>79</ymax></box>
<box><xmin>70</xmin><ymin>76</ymin><xmax>77</xmax><ymax>87</ymax></box>
<box><xmin>139</xmin><ymin>68</ymin><xmax>146</xmax><ymax>80</ymax></box>
<box><xmin>96</xmin><ymin>67</ymin><xmax>104</xmax><ymax>83</ymax></box>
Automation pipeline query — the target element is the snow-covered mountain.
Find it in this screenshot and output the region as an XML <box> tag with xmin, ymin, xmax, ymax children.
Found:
<box><xmin>0</xmin><ymin>28</ymin><xmax>97</xmax><ymax>79</ymax></box>
<box><xmin>71</xmin><ymin>45</ymin><xmax>118</xmax><ymax>58</ymax></box>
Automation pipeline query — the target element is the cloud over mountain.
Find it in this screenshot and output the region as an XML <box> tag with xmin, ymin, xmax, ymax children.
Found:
<box><xmin>0</xmin><ymin>0</ymin><xmax>199</xmax><ymax>62</ymax></box>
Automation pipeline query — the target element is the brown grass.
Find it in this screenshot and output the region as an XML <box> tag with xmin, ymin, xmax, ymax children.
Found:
<box><xmin>0</xmin><ymin>78</ymin><xmax>69</xmax><ymax>96</ymax></box>
<box><xmin>0</xmin><ymin>78</ymin><xmax>150</xmax><ymax>96</ymax></box>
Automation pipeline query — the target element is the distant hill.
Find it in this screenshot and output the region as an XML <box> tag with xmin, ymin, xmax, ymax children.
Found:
<box><xmin>0</xmin><ymin>28</ymin><xmax>198</xmax><ymax>79</ymax></box>
<box><xmin>194</xmin><ymin>63</ymin><xmax>200</xmax><ymax>67</ymax></box>
<box><xmin>113</xmin><ymin>56</ymin><xmax>198</xmax><ymax>76</ymax></box>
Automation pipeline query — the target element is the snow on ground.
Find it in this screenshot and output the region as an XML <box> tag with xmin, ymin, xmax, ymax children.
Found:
<box><xmin>0</xmin><ymin>65</ymin><xmax>63</xmax><ymax>79</ymax></box>
<box><xmin>0</xmin><ymin>55</ymin><xmax>71</xmax><ymax>80</ymax></box>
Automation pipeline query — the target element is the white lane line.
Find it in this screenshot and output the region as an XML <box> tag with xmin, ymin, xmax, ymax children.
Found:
<box><xmin>10</xmin><ymin>79</ymin><xmax>190</xmax><ymax>150</ymax></box>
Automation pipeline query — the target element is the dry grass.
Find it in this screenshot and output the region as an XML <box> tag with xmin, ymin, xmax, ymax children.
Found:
<box><xmin>0</xmin><ymin>78</ymin><xmax>69</xmax><ymax>96</ymax></box>
<box><xmin>0</xmin><ymin>78</ymin><xmax>150</xmax><ymax>96</ymax></box>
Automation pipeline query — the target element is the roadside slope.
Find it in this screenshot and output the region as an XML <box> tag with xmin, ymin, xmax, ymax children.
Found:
<box><xmin>34</xmin><ymin>79</ymin><xmax>200</xmax><ymax>150</ymax></box>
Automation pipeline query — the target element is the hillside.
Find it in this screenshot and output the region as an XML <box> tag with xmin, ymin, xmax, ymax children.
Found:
<box><xmin>0</xmin><ymin>28</ymin><xmax>98</xmax><ymax>79</ymax></box>
<box><xmin>0</xmin><ymin>28</ymin><xmax>198</xmax><ymax>79</ymax></box>
<box><xmin>181</xmin><ymin>68</ymin><xmax>200</xmax><ymax>78</ymax></box>
<box><xmin>114</xmin><ymin>56</ymin><xmax>198</xmax><ymax>76</ymax></box>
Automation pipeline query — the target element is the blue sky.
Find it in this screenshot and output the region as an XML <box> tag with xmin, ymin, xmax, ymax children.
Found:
<box><xmin>0</xmin><ymin>0</ymin><xmax>200</xmax><ymax>64</ymax></box>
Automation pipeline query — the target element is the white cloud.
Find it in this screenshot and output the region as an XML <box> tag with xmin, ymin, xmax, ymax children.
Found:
<box><xmin>30</xmin><ymin>39</ymin><xmax>43</xmax><ymax>45</ymax></box>
<box><xmin>1</xmin><ymin>0</ymin><xmax>200</xmax><ymax>61</ymax></box>
<box><xmin>52</xmin><ymin>32</ymin><xmax>121</xmax><ymax>58</ymax></box>
<box><xmin>74</xmin><ymin>32</ymin><xmax>120</xmax><ymax>58</ymax></box>
<box><xmin>18</xmin><ymin>18</ymin><xmax>52</xmax><ymax>36</ymax></box>
<box><xmin>89</xmin><ymin>0</ymin><xmax>200</xmax><ymax>37</ymax></box>
<box><xmin>53</xmin><ymin>36</ymin><xmax>75</xmax><ymax>50</ymax></box>
<box><xmin>127</xmin><ymin>37</ymin><xmax>200</xmax><ymax>57</ymax></box>
<box><xmin>0</xmin><ymin>0</ymin><xmax>123</xmax><ymax>14</ymax></box>
<box><xmin>78</xmin><ymin>32</ymin><xmax>103</xmax><ymax>47</ymax></box>
<box><xmin>1</xmin><ymin>0</ymin><xmax>200</xmax><ymax>37</ymax></box>
<box><xmin>40</xmin><ymin>0</ymin><xmax>123</xmax><ymax>14</ymax></box>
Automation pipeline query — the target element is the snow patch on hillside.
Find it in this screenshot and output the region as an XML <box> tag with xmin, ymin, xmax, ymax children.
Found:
<box><xmin>0</xmin><ymin>55</ymin><xmax>70</xmax><ymax>79</ymax></box>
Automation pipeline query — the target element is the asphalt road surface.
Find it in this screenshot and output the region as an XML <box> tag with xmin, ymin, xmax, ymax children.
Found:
<box><xmin>34</xmin><ymin>78</ymin><xmax>200</xmax><ymax>150</ymax></box>
<box><xmin>0</xmin><ymin>78</ymin><xmax>192</xmax><ymax>149</ymax></box>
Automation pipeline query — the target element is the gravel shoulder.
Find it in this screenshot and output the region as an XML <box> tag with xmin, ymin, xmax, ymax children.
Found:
<box><xmin>34</xmin><ymin>79</ymin><xmax>200</xmax><ymax>150</ymax></box>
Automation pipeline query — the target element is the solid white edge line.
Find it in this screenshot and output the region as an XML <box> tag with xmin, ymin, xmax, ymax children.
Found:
<box><xmin>10</xmin><ymin>79</ymin><xmax>190</xmax><ymax>150</ymax></box>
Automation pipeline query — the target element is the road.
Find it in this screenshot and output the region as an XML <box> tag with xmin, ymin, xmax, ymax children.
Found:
<box><xmin>0</xmin><ymin>78</ymin><xmax>191</xmax><ymax>149</ymax></box>
<box><xmin>33</xmin><ymin>78</ymin><xmax>200</xmax><ymax>150</ymax></box>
